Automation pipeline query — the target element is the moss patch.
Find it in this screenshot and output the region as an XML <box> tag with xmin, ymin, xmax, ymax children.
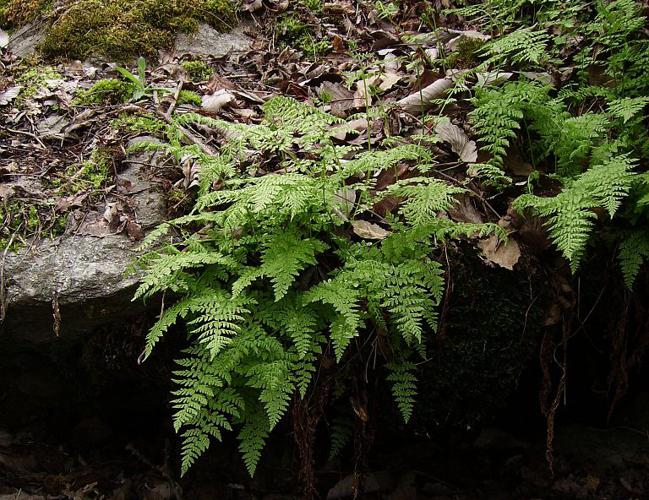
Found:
<box><xmin>39</xmin><ymin>0</ymin><xmax>236</xmax><ymax>61</ymax></box>
<box><xmin>181</xmin><ymin>60</ymin><xmax>214</xmax><ymax>82</ymax></box>
<box><xmin>0</xmin><ymin>200</ymin><xmax>67</xmax><ymax>251</ymax></box>
<box><xmin>0</xmin><ymin>0</ymin><xmax>52</xmax><ymax>28</ymax></box>
<box><xmin>74</xmin><ymin>79</ymin><xmax>135</xmax><ymax>105</ymax></box>
<box><xmin>16</xmin><ymin>65</ymin><xmax>60</xmax><ymax>99</ymax></box>
<box><xmin>276</xmin><ymin>15</ymin><xmax>331</xmax><ymax>58</ymax></box>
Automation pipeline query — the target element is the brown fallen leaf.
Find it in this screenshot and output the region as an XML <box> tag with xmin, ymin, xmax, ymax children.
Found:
<box><xmin>478</xmin><ymin>236</ymin><xmax>521</xmax><ymax>270</ymax></box>
<box><xmin>126</xmin><ymin>220</ymin><xmax>144</xmax><ymax>241</ymax></box>
<box><xmin>397</xmin><ymin>78</ymin><xmax>454</xmax><ymax>114</ymax></box>
<box><xmin>435</xmin><ymin>120</ymin><xmax>478</xmax><ymax>163</ymax></box>
<box><xmin>55</xmin><ymin>192</ymin><xmax>89</xmax><ymax>212</ymax></box>
<box><xmin>319</xmin><ymin>81</ymin><xmax>355</xmax><ymax>117</ymax></box>
<box><xmin>352</xmin><ymin>220</ymin><xmax>391</xmax><ymax>240</ymax></box>
<box><xmin>206</xmin><ymin>74</ymin><xmax>237</xmax><ymax>93</ymax></box>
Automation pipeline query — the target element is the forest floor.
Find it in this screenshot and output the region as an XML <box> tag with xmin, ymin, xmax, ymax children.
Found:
<box><xmin>1</xmin><ymin>0</ymin><xmax>649</xmax><ymax>498</ymax></box>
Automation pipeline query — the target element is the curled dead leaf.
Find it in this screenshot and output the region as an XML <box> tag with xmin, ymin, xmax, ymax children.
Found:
<box><xmin>397</xmin><ymin>78</ymin><xmax>454</xmax><ymax>114</ymax></box>
<box><xmin>478</xmin><ymin>236</ymin><xmax>521</xmax><ymax>270</ymax></box>
<box><xmin>202</xmin><ymin>89</ymin><xmax>235</xmax><ymax>113</ymax></box>
<box><xmin>435</xmin><ymin>120</ymin><xmax>477</xmax><ymax>163</ymax></box>
<box><xmin>352</xmin><ymin>220</ymin><xmax>391</xmax><ymax>240</ymax></box>
<box><xmin>0</xmin><ymin>86</ymin><xmax>22</xmax><ymax>106</ymax></box>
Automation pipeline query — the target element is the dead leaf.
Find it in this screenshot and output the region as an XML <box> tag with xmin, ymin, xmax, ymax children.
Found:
<box><xmin>397</xmin><ymin>78</ymin><xmax>454</xmax><ymax>114</ymax></box>
<box><xmin>126</xmin><ymin>220</ymin><xmax>144</xmax><ymax>241</ymax></box>
<box><xmin>331</xmin><ymin>34</ymin><xmax>345</xmax><ymax>53</ymax></box>
<box><xmin>243</xmin><ymin>0</ymin><xmax>263</xmax><ymax>11</ymax></box>
<box><xmin>476</xmin><ymin>71</ymin><xmax>513</xmax><ymax>87</ymax></box>
<box><xmin>435</xmin><ymin>120</ymin><xmax>477</xmax><ymax>163</ymax></box>
<box><xmin>0</xmin><ymin>28</ymin><xmax>8</xmax><ymax>49</ymax></box>
<box><xmin>331</xmin><ymin>188</ymin><xmax>356</xmax><ymax>222</ymax></box>
<box><xmin>0</xmin><ymin>86</ymin><xmax>22</xmax><ymax>106</ymax></box>
<box><xmin>55</xmin><ymin>192</ymin><xmax>89</xmax><ymax>212</ymax></box>
<box><xmin>352</xmin><ymin>220</ymin><xmax>391</xmax><ymax>240</ymax></box>
<box><xmin>37</xmin><ymin>114</ymin><xmax>71</xmax><ymax>139</ymax></box>
<box><xmin>206</xmin><ymin>74</ymin><xmax>236</xmax><ymax>93</ymax></box>
<box><xmin>0</xmin><ymin>184</ymin><xmax>15</xmax><ymax>200</ymax></box>
<box><xmin>478</xmin><ymin>236</ymin><xmax>521</xmax><ymax>270</ymax></box>
<box><xmin>379</xmin><ymin>72</ymin><xmax>402</xmax><ymax>92</ymax></box>
<box><xmin>446</xmin><ymin>30</ymin><xmax>491</xmax><ymax>52</ymax></box>
<box><xmin>202</xmin><ymin>89</ymin><xmax>235</xmax><ymax>113</ymax></box>
<box><xmin>319</xmin><ymin>81</ymin><xmax>355</xmax><ymax>117</ymax></box>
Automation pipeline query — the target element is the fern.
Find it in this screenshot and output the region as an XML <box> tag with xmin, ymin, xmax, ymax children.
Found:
<box><xmin>328</xmin><ymin>416</ymin><xmax>353</xmax><ymax>460</ymax></box>
<box><xmin>515</xmin><ymin>155</ymin><xmax>636</xmax><ymax>270</ymax></box>
<box><xmin>133</xmin><ymin>96</ymin><xmax>515</xmax><ymax>476</ymax></box>
<box><xmin>386</xmin><ymin>361</ymin><xmax>418</xmax><ymax>423</ymax></box>
<box><xmin>618</xmin><ymin>231</ymin><xmax>649</xmax><ymax>288</ymax></box>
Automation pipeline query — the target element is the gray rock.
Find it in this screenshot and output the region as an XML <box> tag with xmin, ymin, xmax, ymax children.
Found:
<box><xmin>1</xmin><ymin>160</ymin><xmax>166</xmax><ymax>342</ymax></box>
<box><xmin>2</xmin><ymin>233</ymin><xmax>141</xmax><ymax>341</ymax></box>
<box><xmin>174</xmin><ymin>23</ymin><xmax>251</xmax><ymax>57</ymax></box>
<box><xmin>7</xmin><ymin>21</ymin><xmax>47</xmax><ymax>59</ymax></box>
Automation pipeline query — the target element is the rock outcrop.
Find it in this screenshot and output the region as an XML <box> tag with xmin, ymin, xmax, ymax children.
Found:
<box><xmin>1</xmin><ymin>158</ymin><xmax>165</xmax><ymax>342</ymax></box>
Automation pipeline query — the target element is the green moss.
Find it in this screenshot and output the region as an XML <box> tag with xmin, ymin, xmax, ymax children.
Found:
<box><xmin>452</xmin><ymin>36</ymin><xmax>487</xmax><ymax>68</ymax></box>
<box><xmin>16</xmin><ymin>65</ymin><xmax>60</xmax><ymax>98</ymax></box>
<box><xmin>300</xmin><ymin>0</ymin><xmax>323</xmax><ymax>13</ymax></box>
<box><xmin>177</xmin><ymin>90</ymin><xmax>202</xmax><ymax>106</ymax></box>
<box><xmin>277</xmin><ymin>15</ymin><xmax>331</xmax><ymax>58</ymax></box>
<box><xmin>40</xmin><ymin>0</ymin><xmax>236</xmax><ymax>61</ymax></box>
<box><xmin>181</xmin><ymin>60</ymin><xmax>213</xmax><ymax>82</ymax></box>
<box><xmin>0</xmin><ymin>199</ymin><xmax>65</xmax><ymax>251</ymax></box>
<box><xmin>112</xmin><ymin>113</ymin><xmax>167</xmax><ymax>136</ymax></box>
<box><xmin>74</xmin><ymin>78</ymin><xmax>135</xmax><ymax>105</ymax></box>
<box><xmin>70</xmin><ymin>149</ymin><xmax>112</xmax><ymax>191</ymax></box>
<box><xmin>0</xmin><ymin>0</ymin><xmax>52</xmax><ymax>29</ymax></box>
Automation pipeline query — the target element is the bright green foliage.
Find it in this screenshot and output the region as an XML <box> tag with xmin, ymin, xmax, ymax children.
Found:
<box><xmin>386</xmin><ymin>362</ymin><xmax>418</xmax><ymax>423</ymax></box>
<box><xmin>460</xmin><ymin>0</ymin><xmax>649</xmax><ymax>278</ymax></box>
<box><xmin>74</xmin><ymin>79</ymin><xmax>135</xmax><ymax>105</ymax></box>
<box><xmin>515</xmin><ymin>156</ymin><xmax>636</xmax><ymax>270</ymax></box>
<box><xmin>133</xmin><ymin>97</ymin><xmax>499</xmax><ymax>475</ymax></box>
<box><xmin>177</xmin><ymin>90</ymin><xmax>202</xmax><ymax>106</ymax></box>
<box><xmin>482</xmin><ymin>28</ymin><xmax>550</xmax><ymax>66</ymax></box>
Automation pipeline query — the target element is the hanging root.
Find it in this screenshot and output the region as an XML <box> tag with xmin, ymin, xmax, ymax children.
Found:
<box><xmin>539</xmin><ymin>315</ymin><xmax>570</xmax><ymax>476</ymax></box>
<box><xmin>292</xmin><ymin>381</ymin><xmax>330</xmax><ymax>500</ymax></box>
<box><xmin>607</xmin><ymin>292</ymin><xmax>649</xmax><ymax>422</ymax></box>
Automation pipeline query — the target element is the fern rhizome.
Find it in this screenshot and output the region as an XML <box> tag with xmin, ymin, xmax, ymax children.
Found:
<box><xmin>132</xmin><ymin>0</ymin><xmax>649</xmax><ymax>485</ymax></box>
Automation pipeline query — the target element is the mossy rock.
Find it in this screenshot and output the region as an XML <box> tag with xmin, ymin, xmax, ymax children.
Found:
<box><xmin>0</xmin><ymin>0</ymin><xmax>51</xmax><ymax>28</ymax></box>
<box><xmin>413</xmin><ymin>247</ymin><xmax>544</xmax><ymax>433</ymax></box>
<box><xmin>3</xmin><ymin>0</ymin><xmax>236</xmax><ymax>61</ymax></box>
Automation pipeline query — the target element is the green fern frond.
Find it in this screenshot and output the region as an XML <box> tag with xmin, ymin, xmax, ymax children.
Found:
<box><xmin>514</xmin><ymin>155</ymin><xmax>636</xmax><ymax>270</ymax></box>
<box><xmin>328</xmin><ymin>415</ymin><xmax>353</xmax><ymax>460</ymax></box>
<box><xmin>618</xmin><ymin>231</ymin><xmax>649</xmax><ymax>288</ymax></box>
<box><xmin>237</xmin><ymin>410</ymin><xmax>270</xmax><ymax>476</ymax></box>
<box><xmin>386</xmin><ymin>361</ymin><xmax>418</xmax><ymax>423</ymax></box>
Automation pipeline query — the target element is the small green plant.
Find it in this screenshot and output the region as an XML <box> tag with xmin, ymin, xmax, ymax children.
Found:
<box><xmin>374</xmin><ymin>1</ymin><xmax>398</xmax><ymax>20</ymax></box>
<box><xmin>74</xmin><ymin>79</ymin><xmax>135</xmax><ymax>105</ymax></box>
<box><xmin>276</xmin><ymin>15</ymin><xmax>331</xmax><ymax>58</ymax></box>
<box><xmin>181</xmin><ymin>60</ymin><xmax>214</xmax><ymax>83</ymax></box>
<box><xmin>16</xmin><ymin>65</ymin><xmax>60</xmax><ymax>99</ymax></box>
